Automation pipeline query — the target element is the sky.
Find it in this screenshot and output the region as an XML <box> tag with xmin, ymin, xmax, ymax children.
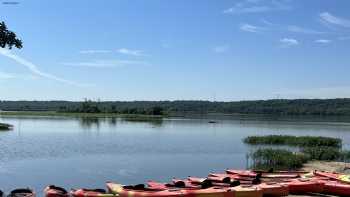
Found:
<box><xmin>0</xmin><ymin>0</ymin><xmax>350</xmax><ymax>101</ymax></box>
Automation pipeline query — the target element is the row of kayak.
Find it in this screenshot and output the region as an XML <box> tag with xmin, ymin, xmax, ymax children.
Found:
<box><xmin>3</xmin><ymin>170</ymin><xmax>350</xmax><ymax>197</ymax></box>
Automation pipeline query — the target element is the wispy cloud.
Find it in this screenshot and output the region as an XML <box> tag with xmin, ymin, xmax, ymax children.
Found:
<box><xmin>0</xmin><ymin>48</ymin><xmax>90</xmax><ymax>87</ymax></box>
<box><xmin>320</xmin><ymin>12</ymin><xmax>350</xmax><ymax>28</ymax></box>
<box><xmin>0</xmin><ymin>71</ymin><xmax>37</xmax><ymax>80</ymax></box>
<box><xmin>287</xmin><ymin>25</ymin><xmax>325</xmax><ymax>34</ymax></box>
<box><xmin>79</xmin><ymin>50</ymin><xmax>112</xmax><ymax>54</ymax></box>
<box><xmin>224</xmin><ymin>0</ymin><xmax>291</xmax><ymax>14</ymax></box>
<box><xmin>117</xmin><ymin>48</ymin><xmax>147</xmax><ymax>57</ymax></box>
<box><xmin>280</xmin><ymin>38</ymin><xmax>299</xmax><ymax>47</ymax></box>
<box><xmin>213</xmin><ymin>45</ymin><xmax>230</xmax><ymax>53</ymax></box>
<box><xmin>0</xmin><ymin>71</ymin><xmax>15</xmax><ymax>79</ymax></box>
<box><xmin>240</xmin><ymin>23</ymin><xmax>264</xmax><ymax>33</ymax></box>
<box><xmin>315</xmin><ymin>39</ymin><xmax>332</xmax><ymax>44</ymax></box>
<box><xmin>62</xmin><ymin>60</ymin><xmax>149</xmax><ymax>68</ymax></box>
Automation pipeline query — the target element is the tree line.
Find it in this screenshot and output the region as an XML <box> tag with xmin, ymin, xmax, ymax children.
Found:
<box><xmin>2</xmin><ymin>99</ymin><xmax>350</xmax><ymax>115</ymax></box>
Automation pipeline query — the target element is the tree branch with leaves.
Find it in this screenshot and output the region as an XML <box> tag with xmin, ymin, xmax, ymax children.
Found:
<box><xmin>0</xmin><ymin>21</ymin><xmax>22</xmax><ymax>49</ymax></box>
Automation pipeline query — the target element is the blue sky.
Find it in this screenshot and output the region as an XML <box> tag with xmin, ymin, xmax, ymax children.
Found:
<box><xmin>0</xmin><ymin>0</ymin><xmax>350</xmax><ymax>101</ymax></box>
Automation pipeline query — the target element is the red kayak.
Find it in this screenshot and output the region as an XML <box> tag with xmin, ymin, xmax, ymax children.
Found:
<box><xmin>70</xmin><ymin>189</ymin><xmax>115</xmax><ymax>197</ymax></box>
<box><xmin>172</xmin><ymin>178</ymin><xmax>202</xmax><ymax>188</ymax></box>
<box><xmin>257</xmin><ymin>183</ymin><xmax>289</xmax><ymax>197</ymax></box>
<box><xmin>8</xmin><ymin>189</ymin><xmax>35</xmax><ymax>197</ymax></box>
<box><xmin>323</xmin><ymin>180</ymin><xmax>350</xmax><ymax>196</ymax></box>
<box><xmin>226</xmin><ymin>169</ymin><xmax>257</xmax><ymax>177</ymax></box>
<box><xmin>107</xmin><ymin>182</ymin><xmax>263</xmax><ymax>197</ymax></box>
<box><xmin>187</xmin><ymin>177</ymin><xmax>240</xmax><ymax>187</ymax></box>
<box><xmin>209</xmin><ymin>173</ymin><xmax>255</xmax><ymax>183</ymax></box>
<box><xmin>226</xmin><ymin>169</ymin><xmax>300</xmax><ymax>179</ymax></box>
<box><xmin>147</xmin><ymin>181</ymin><xmax>176</xmax><ymax>190</ymax></box>
<box><xmin>107</xmin><ymin>182</ymin><xmax>233</xmax><ymax>197</ymax></box>
<box><xmin>44</xmin><ymin>185</ymin><xmax>68</xmax><ymax>197</ymax></box>
<box><xmin>280</xmin><ymin>179</ymin><xmax>324</xmax><ymax>194</ymax></box>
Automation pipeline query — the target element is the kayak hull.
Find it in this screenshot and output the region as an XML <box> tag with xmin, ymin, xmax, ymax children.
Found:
<box><xmin>70</xmin><ymin>189</ymin><xmax>115</xmax><ymax>197</ymax></box>
<box><xmin>44</xmin><ymin>186</ymin><xmax>68</xmax><ymax>197</ymax></box>
<box><xmin>281</xmin><ymin>179</ymin><xmax>324</xmax><ymax>194</ymax></box>
<box><xmin>107</xmin><ymin>182</ymin><xmax>263</xmax><ymax>197</ymax></box>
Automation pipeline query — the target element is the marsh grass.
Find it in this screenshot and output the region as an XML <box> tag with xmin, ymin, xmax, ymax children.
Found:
<box><xmin>251</xmin><ymin>148</ymin><xmax>308</xmax><ymax>170</ymax></box>
<box><xmin>244</xmin><ymin>135</ymin><xmax>341</xmax><ymax>148</ymax></box>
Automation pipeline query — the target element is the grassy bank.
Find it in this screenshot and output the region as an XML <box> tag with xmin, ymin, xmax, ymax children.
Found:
<box><xmin>244</xmin><ymin>135</ymin><xmax>342</xmax><ymax>148</ymax></box>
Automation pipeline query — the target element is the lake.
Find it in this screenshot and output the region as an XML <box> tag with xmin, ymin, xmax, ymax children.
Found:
<box><xmin>0</xmin><ymin>114</ymin><xmax>350</xmax><ymax>196</ymax></box>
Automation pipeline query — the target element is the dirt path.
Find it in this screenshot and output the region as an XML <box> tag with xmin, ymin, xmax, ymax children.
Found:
<box><xmin>301</xmin><ymin>161</ymin><xmax>350</xmax><ymax>173</ymax></box>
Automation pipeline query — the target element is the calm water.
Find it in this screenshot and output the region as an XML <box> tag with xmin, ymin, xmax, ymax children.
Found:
<box><xmin>1</xmin><ymin>115</ymin><xmax>350</xmax><ymax>196</ymax></box>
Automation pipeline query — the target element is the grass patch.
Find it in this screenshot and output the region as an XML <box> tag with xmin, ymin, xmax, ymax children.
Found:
<box><xmin>301</xmin><ymin>146</ymin><xmax>342</xmax><ymax>161</ymax></box>
<box><xmin>250</xmin><ymin>148</ymin><xmax>308</xmax><ymax>170</ymax></box>
<box><xmin>244</xmin><ymin>135</ymin><xmax>342</xmax><ymax>148</ymax></box>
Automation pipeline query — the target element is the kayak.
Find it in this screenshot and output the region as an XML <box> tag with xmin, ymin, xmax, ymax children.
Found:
<box><xmin>226</xmin><ymin>170</ymin><xmax>257</xmax><ymax>177</ymax></box>
<box><xmin>280</xmin><ymin>179</ymin><xmax>324</xmax><ymax>194</ymax></box>
<box><xmin>7</xmin><ymin>188</ymin><xmax>35</xmax><ymax>197</ymax></box>
<box><xmin>107</xmin><ymin>182</ymin><xmax>232</xmax><ymax>197</ymax></box>
<box><xmin>147</xmin><ymin>181</ymin><xmax>177</xmax><ymax>190</ymax></box>
<box><xmin>187</xmin><ymin>177</ymin><xmax>240</xmax><ymax>187</ymax></box>
<box><xmin>253</xmin><ymin>170</ymin><xmax>308</xmax><ymax>174</ymax></box>
<box><xmin>323</xmin><ymin>181</ymin><xmax>350</xmax><ymax>196</ymax></box>
<box><xmin>226</xmin><ymin>170</ymin><xmax>300</xmax><ymax>179</ymax></box>
<box><xmin>172</xmin><ymin>178</ymin><xmax>202</xmax><ymax>188</ymax></box>
<box><xmin>257</xmin><ymin>183</ymin><xmax>289</xmax><ymax>197</ymax></box>
<box><xmin>44</xmin><ymin>185</ymin><xmax>68</xmax><ymax>197</ymax></box>
<box><xmin>314</xmin><ymin>171</ymin><xmax>350</xmax><ymax>183</ymax></box>
<box><xmin>226</xmin><ymin>169</ymin><xmax>300</xmax><ymax>179</ymax></box>
<box><xmin>70</xmin><ymin>189</ymin><xmax>115</xmax><ymax>197</ymax></box>
<box><xmin>107</xmin><ymin>182</ymin><xmax>263</xmax><ymax>197</ymax></box>
<box><xmin>209</xmin><ymin>173</ymin><xmax>255</xmax><ymax>184</ymax></box>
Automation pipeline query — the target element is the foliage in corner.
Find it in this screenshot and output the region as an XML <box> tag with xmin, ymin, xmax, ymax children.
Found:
<box><xmin>0</xmin><ymin>21</ymin><xmax>22</xmax><ymax>49</ymax></box>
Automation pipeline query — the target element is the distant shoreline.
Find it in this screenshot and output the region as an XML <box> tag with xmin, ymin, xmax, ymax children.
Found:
<box><xmin>0</xmin><ymin>111</ymin><xmax>165</xmax><ymax>118</ymax></box>
<box><xmin>2</xmin><ymin>99</ymin><xmax>350</xmax><ymax>116</ymax></box>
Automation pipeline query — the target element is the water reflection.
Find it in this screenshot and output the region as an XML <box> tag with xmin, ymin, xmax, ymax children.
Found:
<box><xmin>120</xmin><ymin>117</ymin><xmax>163</xmax><ymax>127</ymax></box>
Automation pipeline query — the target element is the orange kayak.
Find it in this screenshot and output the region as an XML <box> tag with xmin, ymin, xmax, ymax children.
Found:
<box><xmin>314</xmin><ymin>171</ymin><xmax>350</xmax><ymax>183</ymax></box>
<box><xmin>280</xmin><ymin>179</ymin><xmax>324</xmax><ymax>194</ymax></box>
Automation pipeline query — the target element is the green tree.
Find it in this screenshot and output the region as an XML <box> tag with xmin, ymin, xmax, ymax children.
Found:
<box><xmin>0</xmin><ymin>21</ymin><xmax>22</xmax><ymax>49</ymax></box>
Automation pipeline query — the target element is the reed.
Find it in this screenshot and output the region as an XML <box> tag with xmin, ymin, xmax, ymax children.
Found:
<box><xmin>244</xmin><ymin>135</ymin><xmax>342</xmax><ymax>148</ymax></box>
